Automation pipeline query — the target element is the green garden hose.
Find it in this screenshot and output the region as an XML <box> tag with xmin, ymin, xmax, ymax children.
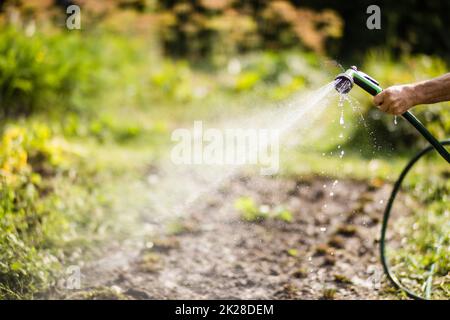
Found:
<box><xmin>334</xmin><ymin>66</ymin><xmax>450</xmax><ymax>299</ymax></box>
<box><xmin>380</xmin><ymin>139</ymin><xmax>450</xmax><ymax>300</ymax></box>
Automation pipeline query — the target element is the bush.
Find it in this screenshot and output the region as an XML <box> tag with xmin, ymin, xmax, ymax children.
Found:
<box><xmin>229</xmin><ymin>51</ymin><xmax>325</xmax><ymax>100</ymax></box>
<box><xmin>147</xmin><ymin>50</ymin><xmax>327</xmax><ymax>103</ymax></box>
<box><xmin>157</xmin><ymin>1</ymin><xmax>342</xmax><ymax>61</ymax></box>
<box><xmin>149</xmin><ymin>60</ymin><xmax>195</xmax><ymax>103</ymax></box>
<box><xmin>0</xmin><ymin>124</ymin><xmax>72</xmax><ymax>298</ymax></box>
<box><xmin>0</xmin><ymin>26</ymin><xmax>98</xmax><ymax>117</ymax></box>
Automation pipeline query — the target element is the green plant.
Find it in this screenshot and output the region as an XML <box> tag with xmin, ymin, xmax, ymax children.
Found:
<box><xmin>235</xmin><ymin>198</ymin><xmax>295</xmax><ymax>224</ymax></box>
<box><xmin>228</xmin><ymin>51</ymin><xmax>326</xmax><ymax>99</ymax></box>
<box><xmin>322</xmin><ymin>288</ymin><xmax>337</xmax><ymax>300</ymax></box>
<box><xmin>274</xmin><ymin>207</ymin><xmax>293</xmax><ymax>223</ymax></box>
<box><xmin>387</xmin><ymin>169</ymin><xmax>449</xmax><ymax>299</ymax></box>
<box><xmin>234</xmin><ymin>197</ymin><xmax>268</xmax><ymax>222</ymax></box>
<box><xmin>0</xmin><ymin>124</ymin><xmax>73</xmax><ymax>298</ymax></box>
<box><xmin>149</xmin><ymin>60</ymin><xmax>195</xmax><ymax>103</ymax></box>
<box><xmin>334</xmin><ymin>274</ymin><xmax>352</xmax><ymax>285</ymax></box>
<box><xmin>0</xmin><ymin>26</ymin><xmax>98</xmax><ymax>117</ymax></box>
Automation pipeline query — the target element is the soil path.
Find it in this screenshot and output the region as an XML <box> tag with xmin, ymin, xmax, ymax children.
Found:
<box><xmin>54</xmin><ymin>175</ymin><xmax>403</xmax><ymax>300</ymax></box>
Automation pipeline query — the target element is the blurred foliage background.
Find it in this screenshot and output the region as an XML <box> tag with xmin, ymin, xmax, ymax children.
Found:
<box><xmin>0</xmin><ymin>0</ymin><xmax>448</xmax><ymax>298</ymax></box>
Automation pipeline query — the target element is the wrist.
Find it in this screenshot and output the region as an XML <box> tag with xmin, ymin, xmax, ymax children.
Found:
<box><xmin>406</xmin><ymin>84</ymin><xmax>421</xmax><ymax>106</ymax></box>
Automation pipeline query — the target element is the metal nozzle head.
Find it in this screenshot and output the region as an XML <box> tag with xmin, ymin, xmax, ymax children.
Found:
<box><xmin>334</xmin><ymin>73</ymin><xmax>354</xmax><ymax>94</ymax></box>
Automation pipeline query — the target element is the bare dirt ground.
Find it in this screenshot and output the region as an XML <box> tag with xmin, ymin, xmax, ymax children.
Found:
<box><xmin>50</xmin><ymin>175</ymin><xmax>405</xmax><ymax>300</ymax></box>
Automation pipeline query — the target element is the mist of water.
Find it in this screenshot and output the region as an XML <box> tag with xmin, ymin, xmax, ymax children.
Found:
<box><xmin>144</xmin><ymin>82</ymin><xmax>338</xmax><ymax>223</ymax></box>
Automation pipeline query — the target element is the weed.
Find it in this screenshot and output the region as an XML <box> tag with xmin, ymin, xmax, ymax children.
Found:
<box><xmin>275</xmin><ymin>283</ymin><xmax>299</xmax><ymax>299</ymax></box>
<box><xmin>0</xmin><ymin>124</ymin><xmax>73</xmax><ymax>298</ymax></box>
<box><xmin>336</xmin><ymin>224</ymin><xmax>358</xmax><ymax>237</ymax></box>
<box><xmin>167</xmin><ymin>220</ymin><xmax>197</xmax><ymax>235</ymax></box>
<box><xmin>274</xmin><ymin>207</ymin><xmax>294</xmax><ymax>223</ymax></box>
<box><xmin>287</xmin><ymin>249</ymin><xmax>299</xmax><ymax>257</ymax></box>
<box><xmin>69</xmin><ymin>286</ymin><xmax>128</xmax><ymax>300</ymax></box>
<box><xmin>334</xmin><ymin>274</ymin><xmax>352</xmax><ymax>285</ymax></box>
<box><xmin>149</xmin><ymin>237</ymin><xmax>181</xmax><ymax>253</ymax></box>
<box><xmin>322</xmin><ymin>288</ymin><xmax>337</xmax><ymax>300</ymax></box>
<box><xmin>138</xmin><ymin>252</ymin><xmax>163</xmax><ymax>273</ymax></box>
<box><xmin>234</xmin><ymin>197</ymin><xmax>268</xmax><ymax>222</ymax></box>
<box><xmin>235</xmin><ymin>198</ymin><xmax>294</xmax><ymax>224</ymax></box>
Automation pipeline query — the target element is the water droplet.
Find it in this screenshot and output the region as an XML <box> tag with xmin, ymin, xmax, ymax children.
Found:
<box><xmin>394</xmin><ymin>116</ymin><xmax>398</xmax><ymax>125</ymax></box>
<box><xmin>339</xmin><ymin>95</ymin><xmax>345</xmax><ymax>125</ymax></box>
<box><xmin>339</xmin><ymin>150</ymin><xmax>345</xmax><ymax>158</ymax></box>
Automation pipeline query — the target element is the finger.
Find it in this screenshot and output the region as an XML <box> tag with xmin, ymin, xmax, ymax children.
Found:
<box><xmin>373</xmin><ymin>92</ymin><xmax>385</xmax><ymax>106</ymax></box>
<box><xmin>377</xmin><ymin>102</ymin><xmax>389</xmax><ymax>113</ymax></box>
<box><xmin>388</xmin><ymin>103</ymin><xmax>402</xmax><ymax>115</ymax></box>
<box><xmin>386</xmin><ymin>106</ymin><xmax>396</xmax><ymax>115</ymax></box>
<box><xmin>386</xmin><ymin>103</ymin><xmax>398</xmax><ymax>114</ymax></box>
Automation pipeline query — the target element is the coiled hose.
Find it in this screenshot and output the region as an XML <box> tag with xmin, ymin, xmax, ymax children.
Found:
<box><xmin>380</xmin><ymin>139</ymin><xmax>450</xmax><ymax>300</ymax></box>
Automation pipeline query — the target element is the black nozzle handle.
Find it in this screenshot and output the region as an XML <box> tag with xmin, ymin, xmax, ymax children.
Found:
<box><xmin>402</xmin><ymin>111</ymin><xmax>450</xmax><ymax>163</ymax></box>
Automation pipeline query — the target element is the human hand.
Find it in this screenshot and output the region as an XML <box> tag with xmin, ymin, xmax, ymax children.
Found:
<box><xmin>373</xmin><ymin>84</ymin><xmax>417</xmax><ymax>115</ymax></box>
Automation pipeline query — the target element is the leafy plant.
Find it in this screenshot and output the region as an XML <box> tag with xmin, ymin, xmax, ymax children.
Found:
<box><xmin>0</xmin><ymin>124</ymin><xmax>73</xmax><ymax>298</ymax></box>
<box><xmin>0</xmin><ymin>26</ymin><xmax>99</xmax><ymax>117</ymax></box>
<box><xmin>274</xmin><ymin>207</ymin><xmax>293</xmax><ymax>223</ymax></box>
<box><xmin>287</xmin><ymin>248</ymin><xmax>299</xmax><ymax>257</ymax></box>
<box><xmin>234</xmin><ymin>197</ymin><xmax>268</xmax><ymax>222</ymax></box>
<box><xmin>387</xmin><ymin>166</ymin><xmax>449</xmax><ymax>299</ymax></box>
<box><xmin>235</xmin><ymin>198</ymin><xmax>295</xmax><ymax>223</ymax></box>
<box><xmin>149</xmin><ymin>60</ymin><xmax>195</xmax><ymax>103</ymax></box>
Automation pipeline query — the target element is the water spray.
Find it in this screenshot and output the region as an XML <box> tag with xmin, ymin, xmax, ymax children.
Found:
<box><xmin>334</xmin><ymin>66</ymin><xmax>449</xmax><ymax>299</ymax></box>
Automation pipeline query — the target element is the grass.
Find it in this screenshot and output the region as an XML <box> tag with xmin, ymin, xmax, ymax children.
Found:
<box><xmin>234</xmin><ymin>197</ymin><xmax>295</xmax><ymax>224</ymax></box>
<box><xmin>274</xmin><ymin>207</ymin><xmax>294</xmax><ymax>223</ymax></box>
<box><xmin>287</xmin><ymin>248</ymin><xmax>299</xmax><ymax>257</ymax></box>
<box><xmin>384</xmin><ymin>165</ymin><xmax>449</xmax><ymax>300</ymax></box>
<box><xmin>322</xmin><ymin>288</ymin><xmax>337</xmax><ymax>300</ymax></box>
<box><xmin>334</xmin><ymin>274</ymin><xmax>352</xmax><ymax>285</ymax></box>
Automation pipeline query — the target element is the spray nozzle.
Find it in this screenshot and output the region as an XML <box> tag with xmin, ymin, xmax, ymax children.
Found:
<box><xmin>334</xmin><ymin>73</ymin><xmax>354</xmax><ymax>94</ymax></box>
<box><xmin>334</xmin><ymin>66</ymin><xmax>381</xmax><ymax>96</ymax></box>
